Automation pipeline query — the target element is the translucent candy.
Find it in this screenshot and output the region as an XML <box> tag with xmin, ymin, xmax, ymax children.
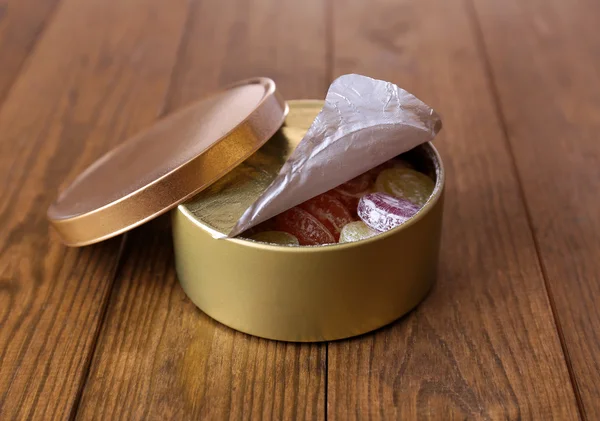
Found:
<box><xmin>358</xmin><ymin>192</ymin><xmax>420</xmax><ymax>232</ymax></box>
<box><xmin>274</xmin><ymin>207</ymin><xmax>336</xmax><ymax>245</ymax></box>
<box><xmin>329</xmin><ymin>158</ymin><xmax>413</xmax><ymax>215</ymax></box>
<box><xmin>336</xmin><ymin>172</ymin><xmax>373</xmax><ymax>195</ymax></box>
<box><xmin>339</xmin><ymin>221</ymin><xmax>379</xmax><ymax>243</ymax></box>
<box><xmin>299</xmin><ymin>192</ymin><xmax>356</xmax><ymax>240</ymax></box>
<box><xmin>374</xmin><ymin>168</ymin><xmax>434</xmax><ymax>207</ymax></box>
<box><xmin>329</xmin><ymin>173</ymin><xmax>374</xmax><ymax>216</ymax></box>
<box><xmin>367</xmin><ymin>158</ymin><xmax>413</xmax><ymax>178</ymax></box>
<box><xmin>249</xmin><ymin>231</ymin><xmax>300</xmax><ymax>246</ymax></box>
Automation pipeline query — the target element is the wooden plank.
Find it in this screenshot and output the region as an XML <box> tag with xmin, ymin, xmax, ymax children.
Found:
<box><xmin>76</xmin><ymin>0</ymin><xmax>327</xmax><ymax>419</ymax></box>
<box><xmin>327</xmin><ymin>0</ymin><xmax>581</xmax><ymax>419</ymax></box>
<box><xmin>0</xmin><ymin>0</ymin><xmax>61</xmax><ymax>104</ymax></box>
<box><xmin>0</xmin><ymin>0</ymin><xmax>189</xmax><ymax>418</ymax></box>
<box><xmin>470</xmin><ymin>0</ymin><xmax>600</xmax><ymax>417</ymax></box>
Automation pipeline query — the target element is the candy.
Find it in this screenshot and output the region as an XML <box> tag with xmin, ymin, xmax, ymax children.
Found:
<box><xmin>274</xmin><ymin>207</ymin><xmax>336</xmax><ymax>245</ymax></box>
<box><xmin>367</xmin><ymin>158</ymin><xmax>413</xmax><ymax>178</ymax></box>
<box><xmin>329</xmin><ymin>158</ymin><xmax>413</xmax><ymax>214</ymax></box>
<box><xmin>249</xmin><ymin>231</ymin><xmax>300</xmax><ymax>246</ymax></box>
<box><xmin>298</xmin><ymin>192</ymin><xmax>355</xmax><ymax>240</ymax></box>
<box><xmin>374</xmin><ymin>168</ymin><xmax>434</xmax><ymax>207</ymax></box>
<box><xmin>336</xmin><ymin>172</ymin><xmax>373</xmax><ymax>195</ymax></box>
<box><xmin>358</xmin><ymin>192</ymin><xmax>420</xmax><ymax>232</ymax></box>
<box><xmin>329</xmin><ymin>173</ymin><xmax>374</xmax><ymax>215</ymax></box>
<box><xmin>339</xmin><ymin>221</ymin><xmax>378</xmax><ymax>243</ymax></box>
<box><xmin>238</xmin><ymin>156</ymin><xmax>431</xmax><ymax>246</ymax></box>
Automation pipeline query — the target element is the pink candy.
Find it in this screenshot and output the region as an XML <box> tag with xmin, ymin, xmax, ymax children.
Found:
<box><xmin>357</xmin><ymin>192</ymin><xmax>420</xmax><ymax>232</ymax></box>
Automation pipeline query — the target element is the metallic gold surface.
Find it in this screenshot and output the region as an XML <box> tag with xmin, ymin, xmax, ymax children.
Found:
<box><xmin>185</xmin><ymin>100</ymin><xmax>323</xmax><ymax>236</ymax></box>
<box><xmin>174</xmin><ymin>113</ymin><xmax>445</xmax><ymax>341</ymax></box>
<box><xmin>47</xmin><ymin>78</ymin><xmax>287</xmax><ymax>246</ymax></box>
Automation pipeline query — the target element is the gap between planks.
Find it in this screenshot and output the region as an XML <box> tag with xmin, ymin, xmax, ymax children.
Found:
<box><xmin>68</xmin><ymin>235</ymin><xmax>128</xmax><ymax>421</ymax></box>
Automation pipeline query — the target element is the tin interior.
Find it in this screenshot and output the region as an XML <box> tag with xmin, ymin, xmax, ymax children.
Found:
<box><xmin>211</xmin><ymin>141</ymin><xmax>445</xmax><ymax>250</ymax></box>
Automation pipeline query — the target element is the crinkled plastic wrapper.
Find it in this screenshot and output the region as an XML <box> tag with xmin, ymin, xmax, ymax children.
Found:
<box><xmin>185</xmin><ymin>74</ymin><xmax>442</xmax><ymax>238</ymax></box>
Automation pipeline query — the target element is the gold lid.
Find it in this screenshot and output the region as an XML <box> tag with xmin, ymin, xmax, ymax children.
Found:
<box><xmin>48</xmin><ymin>77</ymin><xmax>288</xmax><ymax>246</ymax></box>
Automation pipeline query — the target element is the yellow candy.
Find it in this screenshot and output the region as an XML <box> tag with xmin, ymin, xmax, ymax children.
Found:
<box><xmin>249</xmin><ymin>231</ymin><xmax>300</xmax><ymax>246</ymax></box>
<box><xmin>374</xmin><ymin>168</ymin><xmax>434</xmax><ymax>207</ymax></box>
<box><xmin>339</xmin><ymin>221</ymin><xmax>378</xmax><ymax>243</ymax></box>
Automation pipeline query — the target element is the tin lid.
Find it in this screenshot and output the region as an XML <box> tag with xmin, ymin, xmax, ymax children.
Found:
<box><xmin>48</xmin><ymin>77</ymin><xmax>288</xmax><ymax>246</ymax></box>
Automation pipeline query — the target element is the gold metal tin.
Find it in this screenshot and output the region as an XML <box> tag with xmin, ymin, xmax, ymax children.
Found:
<box><xmin>173</xmin><ymin>101</ymin><xmax>445</xmax><ymax>342</ymax></box>
<box><xmin>48</xmin><ymin>78</ymin><xmax>287</xmax><ymax>246</ymax></box>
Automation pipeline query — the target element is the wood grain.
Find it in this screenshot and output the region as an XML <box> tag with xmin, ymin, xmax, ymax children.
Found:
<box><xmin>327</xmin><ymin>0</ymin><xmax>580</xmax><ymax>419</ymax></box>
<box><xmin>76</xmin><ymin>0</ymin><xmax>327</xmax><ymax>419</ymax></box>
<box><xmin>0</xmin><ymin>0</ymin><xmax>188</xmax><ymax>418</ymax></box>
<box><xmin>0</xmin><ymin>0</ymin><xmax>62</xmax><ymax>105</ymax></box>
<box><xmin>470</xmin><ymin>0</ymin><xmax>600</xmax><ymax>417</ymax></box>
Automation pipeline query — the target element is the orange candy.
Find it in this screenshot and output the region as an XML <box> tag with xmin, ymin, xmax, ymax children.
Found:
<box><xmin>336</xmin><ymin>172</ymin><xmax>373</xmax><ymax>195</ymax></box>
<box><xmin>274</xmin><ymin>207</ymin><xmax>335</xmax><ymax>245</ymax></box>
<box><xmin>298</xmin><ymin>192</ymin><xmax>356</xmax><ymax>240</ymax></box>
<box><xmin>329</xmin><ymin>173</ymin><xmax>373</xmax><ymax>216</ymax></box>
<box><xmin>328</xmin><ymin>159</ymin><xmax>409</xmax><ymax>214</ymax></box>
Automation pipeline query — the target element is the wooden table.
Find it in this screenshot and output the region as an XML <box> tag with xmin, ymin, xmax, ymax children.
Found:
<box><xmin>1</xmin><ymin>0</ymin><xmax>598</xmax><ymax>419</ymax></box>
